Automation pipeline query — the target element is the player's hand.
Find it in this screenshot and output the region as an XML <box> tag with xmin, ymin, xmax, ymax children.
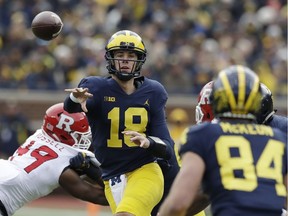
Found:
<box><xmin>81</xmin><ymin>149</ymin><xmax>101</xmax><ymax>167</ymax></box>
<box><xmin>122</xmin><ymin>131</ymin><xmax>150</xmax><ymax>148</ymax></box>
<box><xmin>65</xmin><ymin>88</ymin><xmax>93</xmax><ymax>112</ymax></box>
<box><xmin>70</xmin><ymin>152</ymin><xmax>91</xmax><ymax>170</ymax></box>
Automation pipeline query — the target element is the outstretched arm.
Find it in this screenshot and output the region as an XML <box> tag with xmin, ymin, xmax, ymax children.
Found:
<box><xmin>122</xmin><ymin>131</ymin><xmax>172</xmax><ymax>159</ymax></box>
<box><xmin>64</xmin><ymin>88</ymin><xmax>93</xmax><ymax>113</ymax></box>
<box><xmin>59</xmin><ymin>168</ymin><xmax>108</xmax><ymax>206</ymax></box>
<box><xmin>69</xmin><ymin>152</ymin><xmax>104</xmax><ymax>188</ymax></box>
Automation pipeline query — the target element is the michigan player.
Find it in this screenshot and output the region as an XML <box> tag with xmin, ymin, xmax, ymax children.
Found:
<box><xmin>256</xmin><ymin>83</ymin><xmax>287</xmax><ymax>133</ymax></box>
<box><xmin>0</xmin><ymin>103</ymin><xmax>107</xmax><ymax>216</ymax></box>
<box><xmin>159</xmin><ymin>65</ymin><xmax>287</xmax><ymax>216</ymax></box>
<box><xmin>257</xmin><ymin>83</ymin><xmax>288</xmax><ymax>216</ymax></box>
<box><xmin>64</xmin><ymin>30</ymin><xmax>176</xmax><ymax>216</ymax></box>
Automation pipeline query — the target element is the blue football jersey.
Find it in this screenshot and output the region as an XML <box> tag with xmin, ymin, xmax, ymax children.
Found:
<box><xmin>180</xmin><ymin>121</ymin><xmax>287</xmax><ymax>216</ymax></box>
<box><xmin>267</xmin><ymin>114</ymin><xmax>287</xmax><ymax>134</ymax></box>
<box><xmin>66</xmin><ymin>76</ymin><xmax>174</xmax><ymax>180</ymax></box>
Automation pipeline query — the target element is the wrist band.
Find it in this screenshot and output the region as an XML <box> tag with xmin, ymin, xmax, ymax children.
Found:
<box><xmin>70</xmin><ymin>93</ymin><xmax>80</xmax><ymax>103</ymax></box>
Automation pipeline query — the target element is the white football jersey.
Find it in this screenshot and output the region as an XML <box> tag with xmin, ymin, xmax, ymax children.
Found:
<box><xmin>0</xmin><ymin>129</ymin><xmax>83</xmax><ymax>216</ymax></box>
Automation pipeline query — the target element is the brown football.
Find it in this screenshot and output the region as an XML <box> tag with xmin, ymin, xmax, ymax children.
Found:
<box><xmin>31</xmin><ymin>11</ymin><xmax>63</xmax><ymax>41</ymax></box>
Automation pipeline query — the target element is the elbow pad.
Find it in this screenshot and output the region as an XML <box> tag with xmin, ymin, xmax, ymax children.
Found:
<box><xmin>147</xmin><ymin>136</ymin><xmax>167</xmax><ymax>159</ymax></box>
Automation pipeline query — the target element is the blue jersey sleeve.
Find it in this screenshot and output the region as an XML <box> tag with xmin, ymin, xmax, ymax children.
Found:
<box><xmin>147</xmin><ymin>79</ymin><xmax>174</xmax><ymax>160</ymax></box>
<box><xmin>268</xmin><ymin>115</ymin><xmax>288</xmax><ymax>134</ymax></box>
<box><xmin>64</xmin><ymin>76</ymin><xmax>104</xmax><ymax>114</ymax></box>
<box><xmin>179</xmin><ymin>123</ymin><xmax>210</xmax><ymax>160</ymax></box>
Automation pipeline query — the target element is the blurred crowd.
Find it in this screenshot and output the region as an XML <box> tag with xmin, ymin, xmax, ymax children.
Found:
<box><xmin>0</xmin><ymin>0</ymin><xmax>287</xmax><ymax>96</ymax></box>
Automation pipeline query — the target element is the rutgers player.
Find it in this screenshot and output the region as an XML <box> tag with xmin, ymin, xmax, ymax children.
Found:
<box><xmin>195</xmin><ymin>81</ymin><xmax>215</xmax><ymax>125</ymax></box>
<box><xmin>0</xmin><ymin>103</ymin><xmax>107</xmax><ymax>216</ymax></box>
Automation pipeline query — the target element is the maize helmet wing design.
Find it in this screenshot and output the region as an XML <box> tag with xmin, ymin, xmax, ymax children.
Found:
<box><xmin>210</xmin><ymin>65</ymin><xmax>262</xmax><ymax>120</ymax></box>
<box><xmin>42</xmin><ymin>103</ymin><xmax>91</xmax><ymax>150</ymax></box>
<box><xmin>105</xmin><ymin>30</ymin><xmax>147</xmax><ymax>81</ymax></box>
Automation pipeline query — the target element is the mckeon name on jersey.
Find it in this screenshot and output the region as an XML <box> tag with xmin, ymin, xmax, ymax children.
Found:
<box><xmin>180</xmin><ymin>122</ymin><xmax>287</xmax><ymax>216</ymax></box>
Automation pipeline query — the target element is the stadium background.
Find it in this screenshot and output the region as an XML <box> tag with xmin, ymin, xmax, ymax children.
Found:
<box><xmin>0</xmin><ymin>0</ymin><xmax>287</xmax><ymax>215</ymax></box>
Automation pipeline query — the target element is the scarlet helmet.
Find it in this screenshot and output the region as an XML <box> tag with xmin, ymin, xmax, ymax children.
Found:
<box><xmin>195</xmin><ymin>81</ymin><xmax>214</xmax><ymax>124</ymax></box>
<box><xmin>105</xmin><ymin>30</ymin><xmax>147</xmax><ymax>81</ymax></box>
<box><xmin>42</xmin><ymin>103</ymin><xmax>91</xmax><ymax>150</ymax></box>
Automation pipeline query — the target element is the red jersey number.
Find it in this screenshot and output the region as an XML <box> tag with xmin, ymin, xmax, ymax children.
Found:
<box><xmin>10</xmin><ymin>141</ymin><xmax>58</xmax><ymax>173</ymax></box>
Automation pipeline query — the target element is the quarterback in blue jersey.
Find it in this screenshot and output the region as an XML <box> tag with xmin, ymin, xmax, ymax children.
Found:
<box><xmin>64</xmin><ymin>30</ymin><xmax>176</xmax><ymax>216</ymax></box>
<box><xmin>159</xmin><ymin>65</ymin><xmax>287</xmax><ymax>216</ymax></box>
<box><xmin>256</xmin><ymin>83</ymin><xmax>287</xmax><ymax>134</ymax></box>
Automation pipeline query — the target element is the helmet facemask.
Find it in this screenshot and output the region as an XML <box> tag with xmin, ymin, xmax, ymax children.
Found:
<box><xmin>195</xmin><ymin>81</ymin><xmax>214</xmax><ymax>124</ymax></box>
<box><xmin>105</xmin><ymin>49</ymin><xmax>146</xmax><ymax>81</ymax></box>
<box><xmin>195</xmin><ymin>104</ymin><xmax>205</xmax><ymax>124</ymax></box>
<box><xmin>195</xmin><ymin>104</ymin><xmax>214</xmax><ymax>124</ymax></box>
<box><xmin>105</xmin><ymin>30</ymin><xmax>147</xmax><ymax>81</ymax></box>
<box><xmin>70</xmin><ymin>129</ymin><xmax>92</xmax><ymax>150</ymax></box>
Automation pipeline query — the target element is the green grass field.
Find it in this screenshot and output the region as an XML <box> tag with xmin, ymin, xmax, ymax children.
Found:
<box><xmin>13</xmin><ymin>195</ymin><xmax>112</xmax><ymax>216</ymax></box>
<box><xmin>12</xmin><ymin>194</ymin><xmax>211</xmax><ymax>216</ymax></box>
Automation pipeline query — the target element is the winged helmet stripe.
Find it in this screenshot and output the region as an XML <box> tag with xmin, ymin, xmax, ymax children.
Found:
<box><xmin>219</xmin><ymin>69</ymin><xmax>236</xmax><ymax>110</ymax></box>
<box><xmin>237</xmin><ymin>65</ymin><xmax>246</xmax><ymax>109</ymax></box>
<box><xmin>244</xmin><ymin>74</ymin><xmax>260</xmax><ymax>110</ymax></box>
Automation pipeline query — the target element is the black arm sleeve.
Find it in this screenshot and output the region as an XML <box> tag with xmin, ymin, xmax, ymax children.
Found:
<box><xmin>64</xmin><ymin>95</ymin><xmax>83</xmax><ymax>113</ymax></box>
<box><xmin>146</xmin><ymin>136</ymin><xmax>173</xmax><ymax>160</ymax></box>
<box><xmin>84</xmin><ymin>165</ymin><xmax>104</xmax><ymax>188</ymax></box>
<box><xmin>70</xmin><ymin>164</ymin><xmax>104</xmax><ymax>188</ymax></box>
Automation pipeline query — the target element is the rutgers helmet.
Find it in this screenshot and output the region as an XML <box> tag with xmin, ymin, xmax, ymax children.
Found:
<box><xmin>195</xmin><ymin>81</ymin><xmax>214</xmax><ymax>124</ymax></box>
<box><xmin>105</xmin><ymin>30</ymin><xmax>147</xmax><ymax>81</ymax></box>
<box><xmin>42</xmin><ymin>103</ymin><xmax>91</xmax><ymax>150</ymax></box>
<box><xmin>211</xmin><ymin>65</ymin><xmax>262</xmax><ymax>120</ymax></box>
<box><xmin>256</xmin><ymin>83</ymin><xmax>276</xmax><ymax>124</ymax></box>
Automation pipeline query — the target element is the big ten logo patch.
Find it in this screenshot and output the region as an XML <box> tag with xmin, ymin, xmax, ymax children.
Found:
<box><xmin>56</xmin><ymin>114</ymin><xmax>75</xmax><ymax>132</ymax></box>
<box><xmin>104</xmin><ymin>96</ymin><xmax>116</xmax><ymax>102</ymax></box>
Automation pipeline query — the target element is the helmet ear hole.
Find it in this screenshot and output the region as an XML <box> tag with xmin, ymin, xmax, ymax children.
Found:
<box><xmin>57</xmin><ymin>112</ymin><xmax>63</xmax><ymax>117</ymax></box>
<box><xmin>59</xmin><ymin>135</ymin><xmax>68</xmax><ymax>141</ymax></box>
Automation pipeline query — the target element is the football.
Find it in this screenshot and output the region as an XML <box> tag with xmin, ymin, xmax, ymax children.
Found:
<box><xmin>31</xmin><ymin>11</ymin><xmax>63</xmax><ymax>41</ymax></box>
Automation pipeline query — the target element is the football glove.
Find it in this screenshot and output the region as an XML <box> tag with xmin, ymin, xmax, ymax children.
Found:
<box><xmin>70</xmin><ymin>152</ymin><xmax>91</xmax><ymax>170</ymax></box>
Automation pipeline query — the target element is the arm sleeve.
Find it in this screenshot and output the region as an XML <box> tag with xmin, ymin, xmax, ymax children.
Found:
<box><xmin>146</xmin><ymin>136</ymin><xmax>171</xmax><ymax>159</ymax></box>
<box><xmin>179</xmin><ymin>125</ymin><xmax>207</xmax><ymax>160</ymax></box>
<box><xmin>148</xmin><ymin>82</ymin><xmax>174</xmax><ymax>160</ymax></box>
<box><xmin>64</xmin><ymin>95</ymin><xmax>83</xmax><ymax>113</ymax></box>
<box><xmin>83</xmin><ymin>165</ymin><xmax>104</xmax><ymax>188</ymax></box>
<box><xmin>63</xmin><ymin>77</ymin><xmax>91</xmax><ymax>113</ymax></box>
